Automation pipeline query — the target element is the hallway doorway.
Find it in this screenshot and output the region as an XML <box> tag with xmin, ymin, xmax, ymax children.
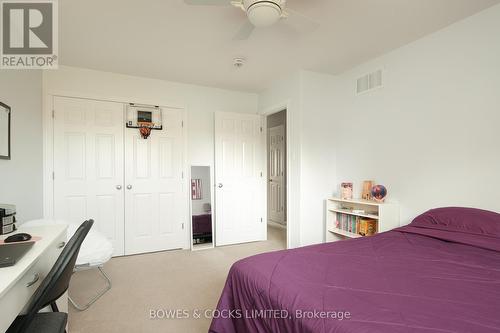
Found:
<box><xmin>266</xmin><ymin>110</ymin><xmax>287</xmax><ymax>246</ymax></box>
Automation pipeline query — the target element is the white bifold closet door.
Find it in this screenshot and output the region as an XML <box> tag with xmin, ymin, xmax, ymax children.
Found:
<box><xmin>214</xmin><ymin>112</ymin><xmax>265</xmax><ymax>246</ymax></box>
<box><xmin>124</xmin><ymin>107</ymin><xmax>187</xmax><ymax>255</ymax></box>
<box><xmin>53</xmin><ymin>97</ymin><xmax>125</xmax><ymax>256</ymax></box>
<box><xmin>53</xmin><ymin>97</ymin><xmax>187</xmax><ymax>256</ymax></box>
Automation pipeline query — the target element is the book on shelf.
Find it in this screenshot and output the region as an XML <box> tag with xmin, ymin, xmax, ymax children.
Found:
<box><xmin>335</xmin><ymin>212</ymin><xmax>377</xmax><ymax>236</ymax></box>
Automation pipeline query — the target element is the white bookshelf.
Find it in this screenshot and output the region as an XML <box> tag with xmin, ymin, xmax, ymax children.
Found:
<box><xmin>326</xmin><ymin>197</ymin><xmax>400</xmax><ymax>242</ymax></box>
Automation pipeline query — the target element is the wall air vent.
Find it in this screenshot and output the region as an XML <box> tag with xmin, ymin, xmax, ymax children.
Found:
<box><xmin>356</xmin><ymin>69</ymin><xmax>383</xmax><ymax>95</ymax></box>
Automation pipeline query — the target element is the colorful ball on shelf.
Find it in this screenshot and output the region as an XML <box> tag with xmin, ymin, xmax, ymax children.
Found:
<box><xmin>370</xmin><ymin>185</ymin><xmax>387</xmax><ymax>202</ymax></box>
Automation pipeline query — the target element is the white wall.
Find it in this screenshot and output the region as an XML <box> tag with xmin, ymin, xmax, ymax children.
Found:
<box><xmin>258</xmin><ymin>71</ymin><xmax>338</xmax><ymax>246</ymax></box>
<box><xmin>299</xmin><ymin>71</ymin><xmax>337</xmax><ymax>245</ymax></box>
<box><xmin>333</xmin><ymin>4</ymin><xmax>500</xmax><ymax>225</ymax></box>
<box><xmin>0</xmin><ymin>71</ymin><xmax>43</xmax><ymax>223</ymax></box>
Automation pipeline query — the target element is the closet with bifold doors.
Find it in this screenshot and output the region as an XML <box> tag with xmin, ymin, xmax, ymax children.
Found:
<box><xmin>52</xmin><ymin>96</ymin><xmax>188</xmax><ymax>256</ymax></box>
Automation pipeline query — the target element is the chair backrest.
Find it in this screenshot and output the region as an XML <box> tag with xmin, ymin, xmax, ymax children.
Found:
<box><xmin>17</xmin><ymin>219</ymin><xmax>93</xmax><ymax>332</ymax></box>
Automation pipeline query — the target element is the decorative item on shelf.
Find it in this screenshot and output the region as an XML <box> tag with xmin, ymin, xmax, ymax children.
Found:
<box><xmin>340</xmin><ymin>182</ymin><xmax>353</xmax><ymax>200</ymax></box>
<box><xmin>370</xmin><ymin>185</ymin><xmax>387</xmax><ymax>202</ymax></box>
<box><xmin>358</xmin><ymin>218</ymin><xmax>377</xmax><ymax>236</ymax></box>
<box><xmin>362</xmin><ymin>180</ymin><xmax>374</xmax><ymax>200</ymax></box>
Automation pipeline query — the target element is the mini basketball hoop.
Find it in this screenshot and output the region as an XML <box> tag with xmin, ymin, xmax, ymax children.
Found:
<box><xmin>126</xmin><ymin>104</ymin><xmax>163</xmax><ymax>139</ymax></box>
<box><xmin>138</xmin><ymin>122</ymin><xmax>153</xmax><ymax>139</ymax></box>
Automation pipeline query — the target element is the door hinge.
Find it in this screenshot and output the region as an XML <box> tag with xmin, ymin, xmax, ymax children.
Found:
<box><xmin>260</xmin><ymin>218</ymin><xmax>263</xmax><ymax>223</ymax></box>
<box><xmin>52</xmin><ymin>110</ymin><xmax>55</xmax><ymax>119</ymax></box>
<box><xmin>182</xmin><ymin>172</ymin><xmax>184</xmax><ymax>179</ymax></box>
<box><xmin>182</xmin><ymin>223</ymin><xmax>185</xmax><ymax>230</ymax></box>
<box><xmin>260</xmin><ymin>127</ymin><xmax>263</xmax><ymax>133</ymax></box>
<box><xmin>52</xmin><ymin>172</ymin><xmax>55</xmax><ymax>180</ymax></box>
<box><xmin>260</xmin><ymin>172</ymin><xmax>263</xmax><ymax>177</ymax></box>
<box><xmin>181</xmin><ymin>121</ymin><xmax>184</xmax><ymax>128</ymax></box>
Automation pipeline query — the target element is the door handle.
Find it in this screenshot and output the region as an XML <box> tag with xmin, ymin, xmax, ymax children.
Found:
<box><xmin>218</xmin><ymin>183</ymin><xmax>223</xmax><ymax>188</ymax></box>
<box><xmin>116</xmin><ymin>185</ymin><xmax>122</xmax><ymax>190</ymax></box>
<box><xmin>126</xmin><ymin>185</ymin><xmax>133</xmax><ymax>190</ymax></box>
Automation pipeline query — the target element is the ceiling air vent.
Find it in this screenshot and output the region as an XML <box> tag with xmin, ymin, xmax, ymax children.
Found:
<box><xmin>356</xmin><ymin>69</ymin><xmax>383</xmax><ymax>95</ymax></box>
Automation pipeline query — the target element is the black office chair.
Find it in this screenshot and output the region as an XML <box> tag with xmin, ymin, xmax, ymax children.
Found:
<box><xmin>7</xmin><ymin>219</ymin><xmax>94</xmax><ymax>333</ymax></box>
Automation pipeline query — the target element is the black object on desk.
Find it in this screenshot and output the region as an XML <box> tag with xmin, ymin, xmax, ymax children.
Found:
<box><xmin>0</xmin><ymin>241</ymin><xmax>35</xmax><ymax>267</ymax></box>
<box><xmin>5</xmin><ymin>233</ymin><xmax>32</xmax><ymax>243</ymax></box>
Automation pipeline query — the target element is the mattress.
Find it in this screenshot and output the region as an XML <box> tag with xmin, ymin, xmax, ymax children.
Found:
<box><xmin>209</xmin><ymin>225</ymin><xmax>500</xmax><ymax>332</ymax></box>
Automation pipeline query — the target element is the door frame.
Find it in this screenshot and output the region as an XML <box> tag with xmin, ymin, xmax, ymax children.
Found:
<box><xmin>262</xmin><ymin>103</ymin><xmax>291</xmax><ymax>249</ymax></box>
<box><xmin>267</xmin><ymin>124</ymin><xmax>286</xmax><ymax>224</ymax></box>
<box><xmin>42</xmin><ymin>91</ymin><xmax>190</xmax><ymax>250</ymax></box>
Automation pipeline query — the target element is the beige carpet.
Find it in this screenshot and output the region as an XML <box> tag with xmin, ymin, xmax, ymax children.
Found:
<box><xmin>68</xmin><ymin>225</ymin><xmax>286</xmax><ymax>333</ymax></box>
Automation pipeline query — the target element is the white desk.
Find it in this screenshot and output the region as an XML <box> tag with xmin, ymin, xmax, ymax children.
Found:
<box><xmin>0</xmin><ymin>224</ymin><xmax>67</xmax><ymax>332</ymax></box>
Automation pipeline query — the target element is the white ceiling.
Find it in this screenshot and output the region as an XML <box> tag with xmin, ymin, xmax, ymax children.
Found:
<box><xmin>59</xmin><ymin>0</ymin><xmax>499</xmax><ymax>92</ymax></box>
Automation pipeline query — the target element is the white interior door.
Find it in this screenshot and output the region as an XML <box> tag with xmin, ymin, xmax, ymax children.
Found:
<box><xmin>53</xmin><ymin>97</ymin><xmax>125</xmax><ymax>256</ymax></box>
<box><xmin>124</xmin><ymin>107</ymin><xmax>187</xmax><ymax>255</ymax></box>
<box><xmin>268</xmin><ymin>125</ymin><xmax>285</xmax><ymax>224</ymax></box>
<box><xmin>215</xmin><ymin>112</ymin><xmax>265</xmax><ymax>246</ymax></box>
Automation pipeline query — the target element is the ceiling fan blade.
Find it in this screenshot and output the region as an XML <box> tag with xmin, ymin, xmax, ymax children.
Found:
<box><xmin>233</xmin><ymin>21</ymin><xmax>255</xmax><ymax>40</ymax></box>
<box><xmin>281</xmin><ymin>8</ymin><xmax>320</xmax><ymax>35</ymax></box>
<box><xmin>184</xmin><ymin>0</ymin><xmax>232</xmax><ymax>6</ymax></box>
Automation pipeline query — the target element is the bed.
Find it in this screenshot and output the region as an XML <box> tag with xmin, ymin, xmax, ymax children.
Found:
<box><xmin>209</xmin><ymin>207</ymin><xmax>500</xmax><ymax>333</ymax></box>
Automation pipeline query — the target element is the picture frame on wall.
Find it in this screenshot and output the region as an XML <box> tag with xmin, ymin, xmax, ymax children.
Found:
<box><xmin>0</xmin><ymin>102</ymin><xmax>11</xmax><ymax>160</ymax></box>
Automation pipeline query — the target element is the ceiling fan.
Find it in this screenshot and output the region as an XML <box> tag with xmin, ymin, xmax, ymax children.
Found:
<box><xmin>184</xmin><ymin>0</ymin><xmax>319</xmax><ymax>40</ymax></box>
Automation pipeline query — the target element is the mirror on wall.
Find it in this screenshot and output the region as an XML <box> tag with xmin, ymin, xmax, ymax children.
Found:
<box><xmin>0</xmin><ymin>102</ymin><xmax>11</xmax><ymax>160</ymax></box>
<box><xmin>191</xmin><ymin>166</ymin><xmax>213</xmax><ymax>250</ymax></box>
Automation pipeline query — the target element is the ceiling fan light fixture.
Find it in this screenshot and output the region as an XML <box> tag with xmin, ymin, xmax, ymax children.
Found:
<box><xmin>246</xmin><ymin>1</ymin><xmax>282</xmax><ymax>27</ymax></box>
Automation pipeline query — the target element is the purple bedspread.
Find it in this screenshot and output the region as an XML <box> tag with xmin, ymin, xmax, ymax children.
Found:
<box><xmin>209</xmin><ymin>227</ymin><xmax>500</xmax><ymax>332</ymax></box>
